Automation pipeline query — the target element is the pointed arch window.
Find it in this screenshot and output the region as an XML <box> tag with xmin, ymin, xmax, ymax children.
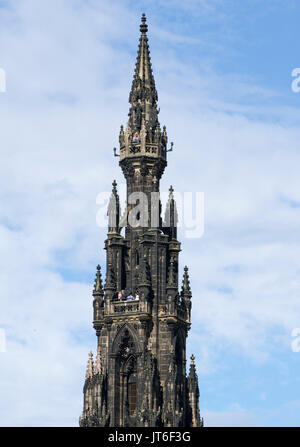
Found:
<box><xmin>115</xmin><ymin>329</ymin><xmax>138</xmax><ymax>423</ymax></box>
<box><xmin>125</xmin><ymin>355</ymin><xmax>137</xmax><ymax>417</ymax></box>
<box><xmin>128</xmin><ymin>378</ymin><xmax>137</xmax><ymax>416</ymax></box>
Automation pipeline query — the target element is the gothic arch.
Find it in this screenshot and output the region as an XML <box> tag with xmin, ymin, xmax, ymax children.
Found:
<box><xmin>112</xmin><ymin>323</ymin><xmax>141</xmax><ymax>356</ymax></box>
<box><xmin>111</xmin><ymin>323</ymin><xmax>141</xmax><ymax>426</ymax></box>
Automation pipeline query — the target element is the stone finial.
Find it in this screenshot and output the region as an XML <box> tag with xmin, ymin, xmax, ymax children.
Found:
<box><xmin>182</xmin><ymin>266</ymin><xmax>192</xmax><ymax>297</ymax></box>
<box><xmin>188</xmin><ymin>354</ymin><xmax>197</xmax><ymax>380</ymax></box>
<box><xmin>107</xmin><ymin>181</ymin><xmax>120</xmax><ymax>232</ymax></box>
<box><xmin>119</xmin><ymin>125</ymin><xmax>125</xmax><ymax>146</ymax></box>
<box><xmin>93</xmin><ymin>264</ymin><xmax>104</xmax><ymax>296</ymax></box>
<box><xmin>164</xmin><ymin>186</ymin><xmax>178</xmax><ymax>236</ymax></box>
<box><xmin>140</xmin><ymin>13</ymin><xmax>148</xmax><ymax>33</ymax></box>
<box><xmin>85</xmin><ymin>351</ymin><xmax>94</xmax><ymax>379</ymax></box>
<box><xmin>112</xmin><ymin>179</ymin><xmax>117</xmax><ymax>193</ymax></box>
<box><xmin>95</xmin><ymin>345</ymin><xmax>102</xmax><ymax>375</ymax></box>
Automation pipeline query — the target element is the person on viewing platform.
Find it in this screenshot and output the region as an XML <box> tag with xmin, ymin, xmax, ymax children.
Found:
<box><xmin>121</xmin><ymin>290</ymin><xmax>127</xmax><ymax>301</ymax></box>
<box><xmin>132</xmin><ymin>132</ymin><xmax>140</xmax><ymax>143</ymax></box>
<box><xmin>135</xmin><ymin>291</ymin><xmax>140</xmax><ymax>301</ymax></box>
<box><xmin>127</xmin><ymin>292</ymin><xmax>134</xmax><ymax>301</ymax></box>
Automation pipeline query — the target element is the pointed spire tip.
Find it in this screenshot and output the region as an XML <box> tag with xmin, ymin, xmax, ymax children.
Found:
<box><xmin>140</xmin><ymin>13</ymin><xmax>148</xmax><ymax>33</ymax></box>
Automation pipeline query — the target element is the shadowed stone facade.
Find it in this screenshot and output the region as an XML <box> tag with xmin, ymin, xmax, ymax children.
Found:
<box><xmin>79</xmin><ymin>14</ymin><xmax>203</xmax><ymax>428</ymax></box>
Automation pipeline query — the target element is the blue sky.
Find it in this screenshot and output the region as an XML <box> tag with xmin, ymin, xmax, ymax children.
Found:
<box><xmin>0</xmin><ymin>0</ymin><xmax>300</xmax><ymax>426</ymax></box>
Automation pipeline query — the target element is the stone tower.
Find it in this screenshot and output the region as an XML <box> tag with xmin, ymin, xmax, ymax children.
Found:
<box><xmin>79</xmin><ymin>14</ymin><xmax>203</xmax><ymax>428</ymax></box>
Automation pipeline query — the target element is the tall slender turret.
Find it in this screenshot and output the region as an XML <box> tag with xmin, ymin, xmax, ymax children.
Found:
<box><xmin>80</xmin><ymin>14</ymin><xmax>202</xmax><ymax>428</ymax></box>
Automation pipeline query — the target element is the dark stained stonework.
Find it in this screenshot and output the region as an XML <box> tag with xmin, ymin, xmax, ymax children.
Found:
<box><xmin>79</xmin><ymin>14</ymin><xmax>203</xmax><ymax>428</ymax></box>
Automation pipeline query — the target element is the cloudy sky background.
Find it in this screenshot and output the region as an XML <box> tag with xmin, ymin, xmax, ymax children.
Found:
<box><xmin>1</xmin><ymin>0</ymin><xmax>300</xmax><ymax>426</ymax></box>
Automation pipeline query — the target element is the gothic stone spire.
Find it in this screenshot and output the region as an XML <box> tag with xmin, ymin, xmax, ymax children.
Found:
<box><xmin>119</xmin><ymin>14</ymin><xmax>168</xmax><ymax>173</ymax></box>
<box><xmin>188</xmin><ymin>355</ymin><xmax>203</xmax><ymax>427</ymax></box>
<box><xmin>93</xmin><ymin>265</ymin><xmax>104</xmax><ymax>296</ymax></box>
<box><xmin>128</xmin><ymin>13</ymin><xmax>158</xmax><ymax>132</ymax></box>
<box><xmin>182</xmin><ymin>266</ymin><xmax>192</xmax><ymax>298</ymax></box>
<box><xmin>107</xmin><ymin>180</ymin><xmax>120</xmax><ymax>233</ymax></box>
<box><xmin>95</xmin><ymin>345</ymin><xmax>102</xmax><ymax>375</ymax></box>
<box><xmin>189</xmin><ymin>354</ymin><xmax>196</xmax><ymax>378</ymax></box>
<box><xmin>164</xmin><ymin>185</ymin><xmax>178</xmax><ymax>239</ymax></box>
<box><xmin>81</xmin><ymin>14</ymin><xmax>202</xmax><ymax>428</ymax></box>
<box><xmin>85</xmin><ymin>351</ymin><xmax>94</xmax><ymax>379</ymax></box>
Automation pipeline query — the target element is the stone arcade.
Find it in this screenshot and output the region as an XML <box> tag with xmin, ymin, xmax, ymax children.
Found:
<box><xmin>79</xmin><ymin>14</ymin><xmax>203</xmax><ymax>428</ymax></box>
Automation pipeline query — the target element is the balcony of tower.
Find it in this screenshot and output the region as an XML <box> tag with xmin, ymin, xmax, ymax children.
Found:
<box><xmin>93</xmin><ymin>295</ymin><xmax>152</xmax><ymax>326</ymax></box>
<box><xmin>119</xmin><ymin>124</ymin><xmax>168</xmax><ymax>162</ymax></box>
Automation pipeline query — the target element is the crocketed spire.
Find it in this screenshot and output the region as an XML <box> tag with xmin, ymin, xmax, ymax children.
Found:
<box><xmin>164</xmin><ymin>185</ymin><xmax>178</xmax><ymax>239</ymax></box>
<box><xmin>85</xmin><ymin>351</ymin><xmax>94</xmax><ymax>379</ymax></box>
<box><xmin>107</xmin><ymin>180</ymin><xmax>120</xmax><ymax>233</ymax></box>
<box><xmin>93</xmin><ymin>265</ymin><xmax>104</xmax><ymax>296</ymax></box>
<box><xmin>181</xmin><ymin>266</ymin><xmax>192</xmax><ymax>298</ymax></box>
<box><xmin>95</xmin><ymin>345</ymin><xmax>102</xmax><ymax>375</ymax></box>
<box><xmin>119</xmin><ymin>14</ymin><xmax>168</xmax><ymax>170</ymax></box>
<box><xmin>188</xmin><ymin>354</ymin><xmax>203</xmax><ymax>427</ymax></box>
<box><xmin>128</xmin><ymin>13</ymin><xmax>159</xmax><ymax>132</ymax></box>
<box><xmin>189</xmin><ymin>355</ymin><xmax>196</xmax><ymax>378</ymax></box>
